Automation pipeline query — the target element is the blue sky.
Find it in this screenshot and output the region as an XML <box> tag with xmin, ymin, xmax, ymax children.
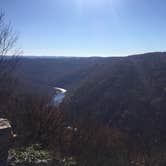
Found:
<box><xmin>1</xmin><ymin>0</ymin><xmax>166</xmax><ymax>56</ymax></box>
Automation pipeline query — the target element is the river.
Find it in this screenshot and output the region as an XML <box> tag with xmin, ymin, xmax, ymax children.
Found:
<box><xmin>52</xmin><ymin>87</ymin><xmax>67</xmax><ymax>106</ymax></box>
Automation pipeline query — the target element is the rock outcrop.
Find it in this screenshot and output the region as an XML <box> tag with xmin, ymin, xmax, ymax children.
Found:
<box><xmin>0</xmin><ymin>118</ymin><xmax>14</xmax><ymax>166</ymax></box>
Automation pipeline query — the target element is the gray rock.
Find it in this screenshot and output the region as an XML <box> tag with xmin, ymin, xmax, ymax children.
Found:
<box><xmin>0</xmin><ymin>119</ymin><xmax>13</xmax><ymax>166</ymax></box>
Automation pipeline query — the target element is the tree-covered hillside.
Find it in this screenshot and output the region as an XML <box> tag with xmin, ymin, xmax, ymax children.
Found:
<box><xmin>8</xmin><ymin>52</ymin><xmax>166</xmax><ymax>166</ymax></box>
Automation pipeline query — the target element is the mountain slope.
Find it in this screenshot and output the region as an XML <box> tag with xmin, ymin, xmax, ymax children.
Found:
<box><xmin>64</xmin><ymin>53</ymin><xmax>166</xmax><ymax>137</ymax></box>
<box><xmin>15</xmin><ymin>52</ymin><xmax>166</xmax><ymax>137</ymax></box>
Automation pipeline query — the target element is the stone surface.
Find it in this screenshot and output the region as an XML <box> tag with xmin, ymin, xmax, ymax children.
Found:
<box><xmin>0</xmin><ymin>118</ymin><xmax>13</xmax><ymax>166</ymax></box>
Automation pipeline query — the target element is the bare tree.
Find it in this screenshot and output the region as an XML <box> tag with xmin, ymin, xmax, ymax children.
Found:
<box><xmin>0</xmin><ymin>12</ymin><xmax>22</xmax><ymax>115</ymax></box>
<box><xmin>0</xmin><ymin>12</ymin><xmax>21</xmax><ymax>79</ymax></box>
<box><xmin>0</xmin><ymin>12</ymin><xmax>20</xmax><ymax>56</ymax></box>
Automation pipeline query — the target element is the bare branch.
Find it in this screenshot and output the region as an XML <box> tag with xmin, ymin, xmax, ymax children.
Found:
<box><xmin>0</xmin><ymin>12</ymin><xmax>22</xmax><ymax>84</ymax></box>
<box><xmin>0</xmin><ymin>14</ymin><xmax>19</xmax><ymax>56</ymax></box>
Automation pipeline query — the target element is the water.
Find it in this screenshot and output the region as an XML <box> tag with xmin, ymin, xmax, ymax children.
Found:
<box><xmin>52</xmin><ymin>87</ymin><xmax>67</xmax><ymax>106</ymax></box>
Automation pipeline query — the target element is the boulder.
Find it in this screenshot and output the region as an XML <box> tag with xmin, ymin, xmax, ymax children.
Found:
<box><xmin>0</xmin><ymin>118</ymin><xmax>13</xmax><ymax>166</ymax></box>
